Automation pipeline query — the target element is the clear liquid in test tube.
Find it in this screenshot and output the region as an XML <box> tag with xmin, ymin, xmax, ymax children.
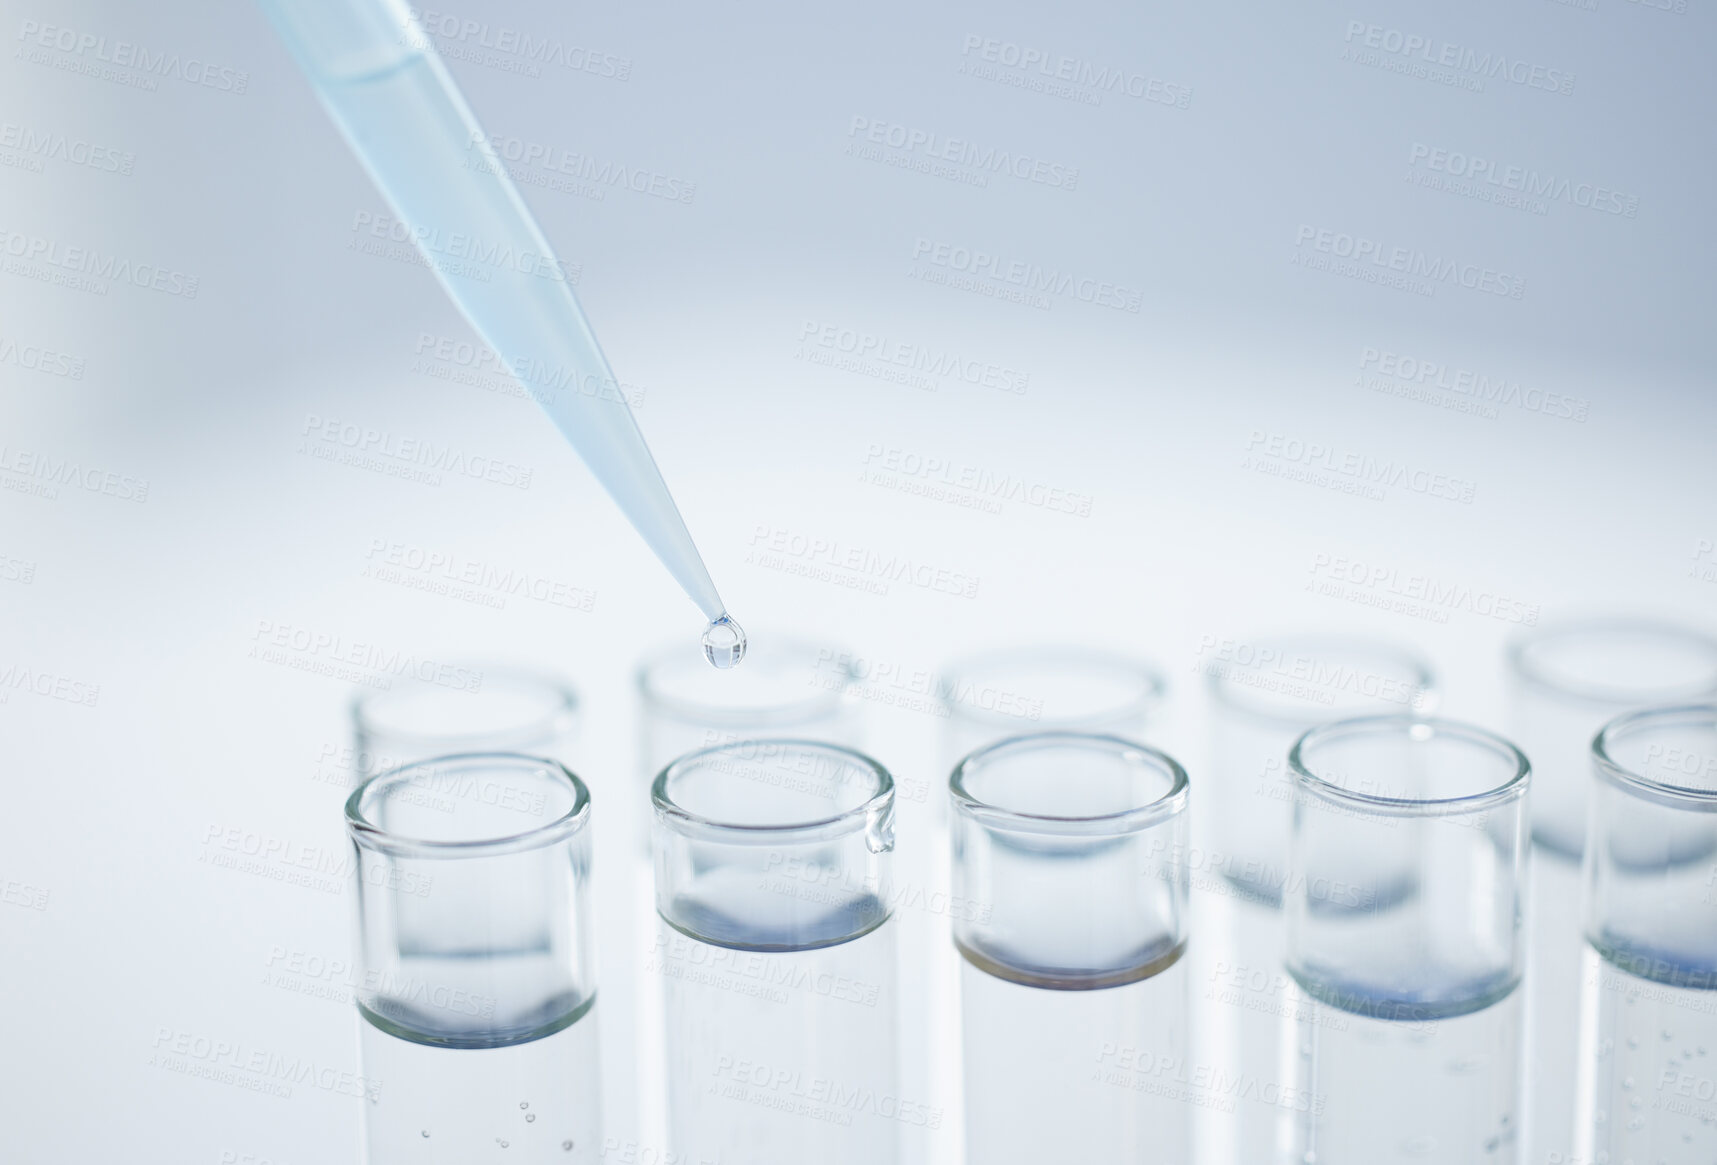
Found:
<box><xmin>950</xmin><ymin>732</ymin><xmax>1192</xmax><ymax>1165</ymax></box>
<box><xmin>346</xmin><ymin>754</ymin><xmax>602</xmax><ymax>1163</ymax></box>
<box><xmin>1284</xmin><ymin>716</ymin><xmax>1530</xmax><ymax>1164</ymax></box>
<box><xmin>1575</xmin><ymin>703</ymin><xmax>1717</xmax><ymax>1162</ymax></box>
<box><xmin>650</xmin><ymin>739</ymin><xmax>901</xmax><ymax>1165</ymax></box>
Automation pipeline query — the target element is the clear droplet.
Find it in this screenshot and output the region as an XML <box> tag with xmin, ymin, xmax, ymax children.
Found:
<box><xmin>702</xmin><ymin>615</ymin><xmax>746</xmax><ymax>669</ymax></box>
<box><xmin>526</xmin><ymin>1114</ymin><xmax>536</xmax><ymax>1123</ymax></box>
<box><xmin>520</xmin><ymin>1101</ymin><xmax>529</xmax><ymax>1110</ymax></box>
<box><xmin>562</xmin><ymin>1141</ymin><xmax>575</xmax><ymax>1152</ymax></box>
<box><xmin>421</xmin><ymin>1130</ymin><xmax>430</xmax><ymax>1138</ymax></box>
<box><xmin>498</xmin><ymin>1140</ymin><xmax>509</xmax><ymax>1149</ymax></box>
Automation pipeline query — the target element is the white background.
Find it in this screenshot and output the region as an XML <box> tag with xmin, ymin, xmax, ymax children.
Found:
<box><xmin>1</xmin><ymin>0</ymin><xmax>1713</xmax><ymax>1161</ymax></box>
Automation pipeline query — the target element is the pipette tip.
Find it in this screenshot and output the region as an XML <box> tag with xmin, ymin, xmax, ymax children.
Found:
<box><xmin>702</xmin><ymin>615</ymin><xmax>747</xmax><ymax>670</ymax></box>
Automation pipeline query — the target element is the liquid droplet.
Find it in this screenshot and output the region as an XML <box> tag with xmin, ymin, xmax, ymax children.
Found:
<box><xmin>702</xmin><ymin>615</ymin><xmax>746</xmax><ymax>669</ymax></box>
<box><xmin>520</xmin><ymin>1102</ymin><xmax>529</xmax><ymax>1110</ymax></box>
<box><xmin>421</xmin><ymin>1130</ymin><xmax>430</xmax><ymax>1138</ymax></box>
<box><xmin>562</xmin><ymin>1141</ymin><xmax>575</xmax><ymax>1152</ymax></box>
<box><xmin>525</xmin><ymin>1114</ymin><xmax>536</xmax><ymax>1123</ymax></box>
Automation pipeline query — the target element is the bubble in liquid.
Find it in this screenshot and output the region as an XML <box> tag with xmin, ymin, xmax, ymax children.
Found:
<box><xmin>702</xmin><ymin>615</ymin><xmax>746</xmax><ymax>669</ymax></box>
<box><xmin>520</xmin><ymin>1102</ymin><xmax>529</xmax><ymax>1110</ymax></box>
<box><xmin>421</xmin><ymin>1130</ymin><xmax>430</xmax><ymax>1138</ymax></box>
<box><xmin>562</xmin><ymin>1141</ymin><xmax>575</xmax><ymax>1152</ymax></box>
<box><xmin>526</xmin><ymin>1114</ymin><xmax>536</xmax><ymax>1123</ymax></box>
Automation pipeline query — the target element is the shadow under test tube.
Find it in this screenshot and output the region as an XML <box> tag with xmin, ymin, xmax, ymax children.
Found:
<box><xmin>951</xmin><ymin>732</ymin><xmax>1192</xmax><ymax>1165</ymax></box>
<box><xmin>1575</xmin><ymin>704</ymin><xmax>1717</xmax><ymax>1162</ymax></box>
<box><xmin>1504</xmin><ymin>618</ymin><xmax>1717</xmax><ymax>1164</ymax></box>
<box><xmin>651</xmin><ymin>739</ymin><xmax>901</xmax><ymax>1165</ymax></box>
<box><xmin>346</xmin><ymin>754</ymin><xmax>601</xmax><ymax>1163</ymax></box>
<box><xmin>351</xmin><ymin>669</ymin><xmax>581</xmax><ymax>779</ymax></box>
<box><xmin>1285</xmin><ymin>717</ymin><xmax>1529</xmax><ymax>1165</ymax></box>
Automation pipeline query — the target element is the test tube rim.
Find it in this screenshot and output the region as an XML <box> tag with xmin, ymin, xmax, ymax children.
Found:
<box><xmin>636</xmin><ymin>636</ymin><xmax>857</xmax><ymax>728</ymax></box>
<box><xmin>1288</xmin><ymin>714</ymin><xmax>1529</xmax><ymax>818</ymax></box>
<box><xmin>948</xmin><ymin>730</ymin><xmax>1189</xmax><ymax>835</ymax></box>
<box><xmin>937</xmin><ymin>644</ymin><xmax>1169</xmax><ymax>730</ymax></box>
<box><xmin>346</xmin><ymin>751</ymin><xmax>591</xmax><ymax>858</ymax></box>
<box><xmin>1591</xmin><ymin>702</ymin><xmax>1717</xmax><ymax>810</ymax></box>
<box><xmin>350</xmin><ymin>667</ymin><xmax>579</xmax><ymax>753</ymax></box>
<box><xmin>1205</xmin><ymin>632</ymin><xmax>1438</xmax><ymax>726</ymax></box>
<box><xmin>651</xmin><ymin>737</ymin><xmax>894</xmax><ymax>844</ymax></box>
<box><xmin>1506</xmin><ymin>616</ymin><xmax>1717</xmax><ymax>706</ymax></box>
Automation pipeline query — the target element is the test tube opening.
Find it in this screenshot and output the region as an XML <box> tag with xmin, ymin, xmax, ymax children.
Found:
<box><xmin>351</xmin><ymin>671</ymin><xmax>580</xmax><ymax>778</ymax></box>
<box><xmin>652</xmin><ymin>739</ymin><xmax>895</xmax><ymax>952</ymax></box>
<box><xmin>1285</xmin><ymin>716</ymin><xmax>1529</xmax><ymax>1020</ymax></box>
<box><xmin>345</xmin><ymin>754</ymin><xmax>597</xmax><ymax>1048</ymax></box>
<box><xmin>938</xmin><ymin>647</ymin><xmax>1168</xmax><ymax>733</ymax></box>
<box><xmin>949</xmin><ymin>733</ymin><xmax>1190</xmax><ymax>990</ymax></box>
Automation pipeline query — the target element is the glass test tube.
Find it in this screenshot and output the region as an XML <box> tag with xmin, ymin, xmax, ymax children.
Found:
<box><xmin>1504</xmin><ymin>618</ymin><xmax>1717</xmax><ymax>1163</ymax></box>
<box><xmin>1285</xmin><ymin>716</ymin><xmax>1530</xmax><ymax>1164</ymax></box>
<box><xmin>924</xmin><ymin>650</ymin><xmax>1166</xmax><ymax>1165</ymax></box>
<box><xmin>651</xmin><ymin>739</ymin><xmax>901</xmax><ymax>1165</ymax></box>
<box><xmin>1508</xmin><ymin>619</ymin><xmax>1717</xmax><ymax>858</ymax></box>
<box><xmin>951</xmin><ymin>732</ymin><xmax>1192</xmax><ymax>1165</ymax></box>
<box><xmin>938</xmin><ymin>647</ymin><xmax>1168</xmax><ymax>782</ymax></box>
<box><xmin>1574</xmin><ymin>704</ymin><xmax>1717</xmax><ymax>1162</ymax></box>
<box><xmin>346</xmin><ymin>753</ymin><xmax>600</xmax><ymax>1163</ymax></box>
<box><xmin>351</xmin><ymin>668</ymin><xmax>581</xmax><ymax>779</ymax></box>
<box><xmin>638</xmin><ymin>637</ymin><xmax>860</xmax><ymax>841</ymax></box>
<box><xmin>1202</xmin><ymin>635</ymin><xmax>1434</xmax><ymax>1162</ymax></box>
